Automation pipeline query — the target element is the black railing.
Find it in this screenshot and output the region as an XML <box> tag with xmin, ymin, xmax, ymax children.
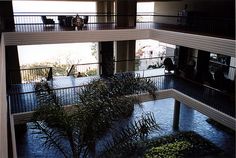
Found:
<box><xmin>66</xmin><ymin>56</ymin><xmax>174</xmax><ymax>77</ymax></box>
<box><xmin>67</xmin><ymin>62</ymin><xmax>101</xmax><ymax>77</ymax></box>
<box><xmin>8</xmin><ymin>67</ymin><xmax>53</xmax><ymax>84</ymax></box>
<box><xmin>114</xmin><ymin>56</ymin><xmax>174</xmax><ymax>73</ymax></box>
<box><xmin>209</xmin><ymin>60</ymin><xmax>236</xmax><ymax>81</ymax></box>
<box><xmin>8</xmin><ymin>75</ymin><xmax>168</xmax><ymax>113</ymax></box>
<box><xmin>8</xmin><ymin>74</ymin><xmax>235</xmax><ymax>118</ymax></box>
<box><xmin>4</xmin><ymin>12</ymin><xmax>233</xmax><ymax>38</ymax></box>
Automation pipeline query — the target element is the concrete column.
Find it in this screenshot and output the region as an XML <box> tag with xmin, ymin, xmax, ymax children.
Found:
<box><xmin>196</xmin><ymin>50</ymin><xmax>211</xmax><ymax>83</ymax></box>
<box><xmin>106</xmin><ymin>1</ymin><xmax>114</xmax><ymax>23</ymax></box>
<box><xmin>114</xmin><ymin>0</ymin><xmax>136</xmax><ymax>73</ymax></box>
<box><xmin>173</xmin><ymin>100</ymin><xmax>180</xmax><ymax>130</ymax></box>
<box><xmin>115</xmin><ymin>0</ymin><xmax>137</xmax><ymax>28</ymax></box>
<box><xmin>5</xmin><ymin>46</ymin><xmax>21</xmax><ymax>85</ymax></box>
<box><xmin>0</xmin><ymin>1</ymin><xmax>15</xmax><ymax>32</ymax></box>
<box><xmin>99</xmin><ymin>42</ymin><xmax>114</xmax><ymax>77</ymax></box>
<box><xmin>97</xmin><ymin>1</ymin><xmax>114</xmax><ymax>23</ymax></box>
<box><xmin>115</xmin><ymin>40</ymin><xmax>135</xmax><ymax>73</ymax></box>
<box><xmin>0</xmin><ymin>2</ymin><xmax>20</xmax><ymax>85</ymax></box>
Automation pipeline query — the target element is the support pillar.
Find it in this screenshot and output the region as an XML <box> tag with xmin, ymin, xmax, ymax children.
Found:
<box><xmin>99</xmin><ymin>42</ymin><xmax>114</xmax><ymax>77</ymax></box>
<box><xmin>96</xmin><ymin>1</ymin><xmax>114</xmax><ymax>23</ymax></box>
<box><xmin>173</xmin><ymin>100</ymin><xmax>181</xmax><ymax>130</ymax></box>
<box><xmin>0</xmin><ymin>1</ymin><xmax>15</xmax><ymax>32</ymax></box>
<box><xmin>115</xmin><ymin>40</ymin><xmax>135</xmax><ymax>73</ymax></box>
<box><xmin>115</xmin><ymin>0</ymin><xmax>137</xmax><ymax>28</ymax></box>
<box><xmin>114</xmin><ymin>0</ymin><xmax>136</xmax><ymax>74</ymax></box>
<box><xmin>0</xmin><ymin>2</ymin><xmax>20</xmax><ymax>85</ymax></box>
<box><xmin>196</xmin><ymin>50</ymin><xmax>211</xmax><ymax>83</ymax></box>
<box><xmin>5</xmin><ymin>46</ymin><xmax>21</xmax><ymax>85</ymax></box>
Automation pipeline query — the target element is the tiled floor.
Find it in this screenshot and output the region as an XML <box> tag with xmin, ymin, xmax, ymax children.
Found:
<box><xmin>15</xmin><ymin>99</ymin><xmax>235</xmax><ymax>158</ymax></box>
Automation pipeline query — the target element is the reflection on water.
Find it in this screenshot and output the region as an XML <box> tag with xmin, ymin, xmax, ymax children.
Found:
<box><xmin>15</xmin><ymin>98</ymin><xmax>235</xmax><ymax>157</ymax></box>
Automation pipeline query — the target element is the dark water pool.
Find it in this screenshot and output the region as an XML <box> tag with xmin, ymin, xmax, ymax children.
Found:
<box><xmin>15</xmin><ymin>98</ymin><xmax>235</xmax><ymax>158</ymax></box>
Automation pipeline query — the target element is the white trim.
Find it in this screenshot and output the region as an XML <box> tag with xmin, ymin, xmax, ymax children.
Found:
<box><xmin>8</xmin><ymin>96</ymin><xmax>17</xmax><ymax>158</ymax></box>
<box><xmin>0</xmin><ymin>34</ymin><xmax>8</xmax><ymax>158</ymax></box>
<box><xmin>9</xmin><ymin>115</ymin><xmax>17</xmax><ymax>158</ymax></box>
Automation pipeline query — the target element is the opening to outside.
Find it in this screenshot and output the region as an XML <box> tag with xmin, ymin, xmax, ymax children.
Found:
<box><xmin>136</xmin><ymin>39</ymin><xmax>176</xmax><ymax>72</ymax></box>
<box><xmin>17</xmin><ymin>43</ymin><xmax>99</xmax><ymax>77</ymax></box>
<box><xmin>137</xmin><ymin>2</ymin><xmax>155</xmax><ymax>22</ymax></box>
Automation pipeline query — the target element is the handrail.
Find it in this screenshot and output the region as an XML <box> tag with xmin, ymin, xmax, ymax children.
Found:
<box><xmin>7</xmin><ymin>72</ymin><xmax>230</xmax><ymax>96</ymax></box>
<box><xmin>9</xmin><ymin>66</ymin><xmax>52</xmax><ymax>71</ymax></box>
<box><xmin>72</xmin><ymin>62</ymin><xmax>101</xmax><ymax>66</ymax></box>
<box><xmin>67</xmin><ymin>65</ymin><xmax>75</xmax><ymax>76</ymax></box>
<box><xmin>114</xmin><ymin>56</ymin><xmax>174</xmax><ymax>63</ymax></box>
<box><xmin>8</xmin><ymin>74</ymin><xmax>235</xmax><ymax>118</ymax></box>
<box><xmin>10</xmin><ymin>13</ymin><xmax>234</xmax><ymax>39</ymax></box>
<box><xmin>8</xmin><ymin>67</ymin><xmax>53</xmax><ymax>84</ymax></box>
<box><xmin>67</xmin><ymin>62</ymin><xmax>101</xmax><ymax>76</ymax></box>
<box><xmin>13</xmin><ymin>12</ymin><xmax>235</xmax><ymax>20</ymax></box>
<box><xmin>209</xmin><ymin>60</ymin><xmax>236</xmax><ymax>69</ymax></box>
<box><xmin>47</xmin><ymin>67</ymin><xmax>53</xmax><ymax>81</ymax></box>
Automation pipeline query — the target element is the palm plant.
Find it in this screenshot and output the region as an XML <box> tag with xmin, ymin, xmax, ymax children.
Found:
<box><xmin>32</xmin><ymin>73</ymin><xmax>159</xmax><ymax>157</ymax></box>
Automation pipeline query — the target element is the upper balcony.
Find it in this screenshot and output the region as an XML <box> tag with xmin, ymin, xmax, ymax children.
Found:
<box><xmin>1</xmin><ymin>12</ymin><xmax>235</xmax><ymax>39</ymax></box>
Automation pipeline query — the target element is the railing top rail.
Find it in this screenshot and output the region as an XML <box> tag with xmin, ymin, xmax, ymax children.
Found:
<box><xmin>8</xmin><ymin>83</ymin><xmax>88</xmax><ymax>95</ymax></box>
<box><xmin>7</xmin><ymin>73</ymin><xmax>226</xmax><ymax>95</ymax></box>
<box><xmin>209</xmin><ymin>60</ymin><xmax>236</xmax><ymax>69</ymax></box>
<box><xmin>13</xmin><ymin>12</ymin><xmax>235</xmax><ymax>20</ymax></box>
<box><xmin>8</xmin><ymin>74</ymin><xmax>169</xmax><ymax>95</ymax></box>
<box><xmin>73</xmin><ymin>62</ymin><xmax>101</xmax><ymax>66</ymax></box>
<box><xmin>9</xmin><ymin>67</ymin><xmax>52</xmax><ymax>71</ymax></box>
<box><xmin>71</xmin><ymin>56</ymin><xmax>174</xmax><ymax>66</ymax></box>
<box><xmin>114</xmin><ymin>56</ymin><xmax>174</xmax><ymax>63</ymax></box>
<box><xmin>177</xmin><ymin>75</ymin><xmax>233</xmax><ymax>95</ymax></box>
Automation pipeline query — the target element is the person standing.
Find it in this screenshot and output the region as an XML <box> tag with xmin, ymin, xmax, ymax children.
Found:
<box><xmin>178</xmin><ymin>4</ymin><xmax>188</xmax><ymax>27</ymax></box>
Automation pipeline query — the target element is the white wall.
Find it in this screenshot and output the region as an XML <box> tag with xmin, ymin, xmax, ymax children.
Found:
<box><xmin>0</xmin><ymin>34</ymin><xmax>8</xmax><ymax>158</ymax></box>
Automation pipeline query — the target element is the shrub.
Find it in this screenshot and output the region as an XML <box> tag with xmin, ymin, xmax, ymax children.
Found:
<box><xmin>144</xmin><ymin>141</ymin><xmax>191</xmax><ymax>158</ymax></box>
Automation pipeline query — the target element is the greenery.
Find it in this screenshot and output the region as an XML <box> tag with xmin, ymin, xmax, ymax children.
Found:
<box><xmin>145</xmin><ymin>141</ymin><xmax>191</xmax><ymax>158</ymax></box>
<box><xmin>80</xmin><ymin>69</ymin><xmax>97</xmax><ymax>76</ymax></box>
<box><xmin>32</xmin><ymin>73</ymin><xmax>159</xmax><ymax>158</ymax></box>
<box><xmin>91</xmin><ymin>43</ymin><xmax>98</xmax><ymax>60</ymax></box>
<box><xmin>144</xmin><ymin>131</ymin><xmax>223</xmax><ymax>158</ymax></box>
<box><xmin>31</xmin><ymin>74</ymin><xmax>223</xmax><ymax>158</ymax></box>
<box><xmin>21</xmin><ymin>62</ymin><xmax>70</xmax><ymax>76</ymax></box>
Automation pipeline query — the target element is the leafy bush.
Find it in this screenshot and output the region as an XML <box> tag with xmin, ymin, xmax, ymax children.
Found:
<box><xmin>144</xmin><ymin>131</ymin><xmax>223</xmax><ymax>158</ymax></box>
<box><xmin>145</xmin><ymin>141</ymin><xmax>191</xmax><ymax>158</ymax></box>
<box><xmin>32</xmin><ymin>73</ymin><xmax>159</xmax><ymax>157</ymax></box>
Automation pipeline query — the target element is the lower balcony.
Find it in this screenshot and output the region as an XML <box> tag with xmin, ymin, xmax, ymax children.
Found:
<box><xmin>6</xmin><ymin>57</ymin><xmax>235</xmax><ymax>157</ymax></box>
<box><xmin>7</xmin><ymin>64</ymin><xmax>235</xmax><ymax>120</ymax></box>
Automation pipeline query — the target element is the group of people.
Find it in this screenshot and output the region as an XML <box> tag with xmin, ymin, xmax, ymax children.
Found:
<box><xmin>72</xmin><ymin>14</ymin><xmax>84</xmax><ymax>30</ymax></box>
<box><xmin>58</xmin><ymin>14</ymin><xmax>88</xmax><ymax>30</ymax></box>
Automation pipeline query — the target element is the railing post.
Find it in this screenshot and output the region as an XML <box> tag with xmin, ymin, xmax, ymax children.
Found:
<box><xmin>67</xmin><ymin>65</ymin><xmax>75</xmax><ymax>76</ymax></box>
<box><xmin>173</xmin><ymin>100</ymin><xmax>181</xmax><ymax>130</ymax></box>
<box><xmin>47</xmin><ymin>67</ymin><xmax>53</xmax><ymax>81</ymax></box>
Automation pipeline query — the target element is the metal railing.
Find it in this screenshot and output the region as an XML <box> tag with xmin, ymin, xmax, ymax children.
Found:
<box><xmin>66</xmin><ymin>56</ymin><xmax>174</xmax><ymax>76</ymax></box>
<box><xmin>3</xmin><ymin>12</ymin><xmax>232</xmax><ymax>38</ymax></box>
<box><xmin>8</xmin><ymin>73</ymin><xmax>235</xmax><ymax>118</ymax></box>
<box><xmin>115</xmin><ymin>56</ymin><xmax>174</xmax><ymax>73</ymax></box>
<box><xmin>8</xmin><ymin>75</ymin><xmax>168</xmax><ymax>113</ymax></box>
<box><xmin>8</xmin><ymin>67</ymin><xmax>52</xmax><ymax>84</ymax></box>
<box><xmin>209</xmin><ymin>60</ymin><xmax>236</xmax><ymax>81</ymax></box>
<box><xmin>67</xmin><ymin>62</ymin><xmax>100</xmax><ymax>77</ymax></box>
